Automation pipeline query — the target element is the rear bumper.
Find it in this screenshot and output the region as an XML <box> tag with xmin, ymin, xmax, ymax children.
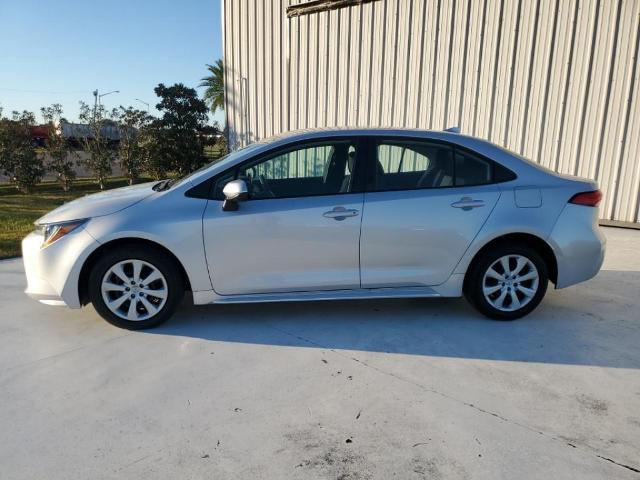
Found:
<box><xmin>548</xmin><ymin>204</ymin><xmax>606</xmax><ymax>289</ymax></box>
<box><xmin>22</xmin><ymin>227</ymin><xmax>99</xmax><ymax>308</ymax></box>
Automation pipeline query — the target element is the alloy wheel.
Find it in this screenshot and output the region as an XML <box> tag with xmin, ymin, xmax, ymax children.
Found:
<box><xmin>101</xmin><ymin>259</ymin><xmax>168</xmax><ymax>321</ymax></box>
<box><xmin>482</xmin><ymin>254</ymin><xmax>539</xmax><ymax>312</ymax></box>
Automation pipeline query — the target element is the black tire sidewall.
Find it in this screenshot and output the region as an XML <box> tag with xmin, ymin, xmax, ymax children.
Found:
<box><xmin>466</xmin><ymin>245</ymin><xmax>548</xmax><ymax>320</ymax></box>
<box><xmin>88</xmin><ymin>246</ymin><xmax>183</xmax><ymax>329</ymax></box>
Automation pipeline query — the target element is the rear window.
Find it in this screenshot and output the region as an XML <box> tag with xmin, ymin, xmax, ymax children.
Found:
<box><xmin>493</xmin><ymin>144</ymin><xmax>551</xmax><ymax>175</ymax></box>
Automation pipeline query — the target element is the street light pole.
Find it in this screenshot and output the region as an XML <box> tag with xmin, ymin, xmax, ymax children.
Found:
<box><xmin>98</xmin><ymin>90</ymin><xmax>119</xmax><ymax>108</ymax></box>
<box><xmin>93</xmin><ymin>89</ymin><xmax>98</xmax><ymax>116</ymax></box>
<box><xmin>135</xmin><ymin>98</ymin><xmax>150</xmax><ymax>113</ymax></box>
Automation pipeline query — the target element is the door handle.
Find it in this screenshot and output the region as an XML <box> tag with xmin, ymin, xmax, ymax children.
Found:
<box><xmin>323</xmin><ymin>206</ymin><xmax>359</xmax><ymax>221</ymax></box>
<box><xmin>451</xmin><ymin>197</ymin><xmax>485</xmax><ymax>210</ymax></box>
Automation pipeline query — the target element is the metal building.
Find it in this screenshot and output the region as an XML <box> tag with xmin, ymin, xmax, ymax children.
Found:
<box><xmin>223</xmin><ymin>0</ymin><xmax>640</xmax><ymax>225</ymax></box>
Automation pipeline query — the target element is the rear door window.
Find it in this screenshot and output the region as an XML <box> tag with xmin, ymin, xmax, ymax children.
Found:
<box><xmin>373</xmin><ymin>141</ymin><xmax>454</xmax><ymax>191</ymax></box>
<box><xmin>370</xmin><ymin>139</ymin><xmax>515</xmax><ymax>192</ymax></box>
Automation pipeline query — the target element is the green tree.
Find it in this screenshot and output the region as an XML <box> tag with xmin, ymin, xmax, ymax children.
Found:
<box><xmin>0</xmin><ymin>110</ymin><xmax>44</xmax><ymax>193</ymax></box>
<box><xmin>78</xmin><ymin>101</ymin><xmax>116</xmax><ymax>189</ymax></box>
<box><xmin>41</xmin><ymin>104</ymin><xmax>76</xmax><ymax>191</ymax></box>
<box><xmin>138</xmin><ymin>120</ymin><xmax>169</xmax><ymax>180</ymax></box>
<box><xmin>152</xmin><ymin>83</ymin><xmax>209</xmax><ymax>176</ymax></box>
<box><xmin>115</xmin><ymin>106</ymin><xmax>151</xmax><ymax>185</ymax></box>
<box><xmin>199</xmin><ymin>59</ymin><xmax>224</xmax><ymax>114</ymax></box>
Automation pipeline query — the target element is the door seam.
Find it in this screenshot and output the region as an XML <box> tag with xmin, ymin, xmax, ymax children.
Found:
<box><xmin>357</xmin><ymin>193</ymin><xmax>365</xmax><ymax>289</ymax></box>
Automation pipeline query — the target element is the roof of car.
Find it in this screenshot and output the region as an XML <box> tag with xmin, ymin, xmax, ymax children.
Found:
<box><xmin>257</xmin><ymin>126</ymin><xmax>498</xmax><ymax>155</ymax></box>
<box><xmin>183</xmin><ymin>127</ymin><xmax>570</xmax><ymax>190</ymax></box>
<box><xmin>253</xmin><ymin>127</ymin><xmax>489</xmax><ymax>152</ymax></box>
<box><xmin>259</xmin><ymin>126</ymin><xmax>457</xmax><ymax>142</ymax></box>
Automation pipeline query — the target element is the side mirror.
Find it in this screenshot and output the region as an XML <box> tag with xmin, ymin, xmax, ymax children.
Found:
<box><xmin>222</xmin><ymin>179</ymin><xmax>248</xmax><ymax>211</ymax></box>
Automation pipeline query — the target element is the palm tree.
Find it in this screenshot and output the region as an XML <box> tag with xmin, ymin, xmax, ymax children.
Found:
<box><xmin>199</xmin><ymin>59</ymin><xmax>224</xmax><ymax>114</ymax></box>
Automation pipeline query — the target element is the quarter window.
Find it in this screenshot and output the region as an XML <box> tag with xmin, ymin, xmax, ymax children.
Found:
<box><xmin>454</xmin><ymin>151</ymin><xmax>492</xmax><ymax>186</ymax></box>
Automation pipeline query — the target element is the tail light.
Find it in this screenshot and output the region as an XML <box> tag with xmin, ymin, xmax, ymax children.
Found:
<box><xmin>569</xmin><ymin>190</ymin><xmax>602</xmax><ymax>207</ymax></box>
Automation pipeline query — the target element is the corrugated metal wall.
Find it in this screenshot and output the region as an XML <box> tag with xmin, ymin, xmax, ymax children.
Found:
<box><xmin>223</xmin><ymin>0</ymin><xmax>640</xmax><ymax>224</ymax></box>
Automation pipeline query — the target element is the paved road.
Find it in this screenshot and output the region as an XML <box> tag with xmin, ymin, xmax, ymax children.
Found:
<box><xmin>1</xmin><ymin>227</ymin><xmax>639</xmax><ymax>479</ymax></box>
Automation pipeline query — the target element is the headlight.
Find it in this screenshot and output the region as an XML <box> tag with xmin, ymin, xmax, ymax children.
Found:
<box><xmin>36</xmin><ymin>219</ymin><xmax>88</xmax><ymax>249</ymax></box>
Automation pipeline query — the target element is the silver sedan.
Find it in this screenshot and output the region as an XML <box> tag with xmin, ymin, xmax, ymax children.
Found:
<box><xmin>22</xmin><ymin>128</ymin><xmax>605</xmax><ymax>329</ymax></box>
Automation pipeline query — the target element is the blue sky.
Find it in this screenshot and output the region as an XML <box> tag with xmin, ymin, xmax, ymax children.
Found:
<box><xmin>0</xmin><ymin>0</ymin><xmax>224</xmax><ymax>124</ymax></box>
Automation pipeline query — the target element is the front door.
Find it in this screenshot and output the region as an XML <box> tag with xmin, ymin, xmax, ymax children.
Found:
<box><xmin>360</xmin><ymin>137</ymin><xmax>501</xmax><ymax>287</ymax></box>
<box><xmin>203</xmin><ymin>138</ymin><xmax>364</xmax><ymax>295</ymax></box>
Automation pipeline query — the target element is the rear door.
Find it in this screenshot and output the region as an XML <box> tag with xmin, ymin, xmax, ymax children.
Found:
<box><xmin>360</xmin><ymin>137</ymin><xmax>502</xmax><ymax>287</ymax></box>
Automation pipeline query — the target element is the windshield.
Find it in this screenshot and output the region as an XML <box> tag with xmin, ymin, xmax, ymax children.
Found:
<box><xmin>168</xmin><ymin>142</ymin><xmax>265</xmax><ymax>190</ymax></box>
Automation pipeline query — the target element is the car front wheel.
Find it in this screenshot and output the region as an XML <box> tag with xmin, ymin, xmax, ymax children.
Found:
<box><xmin>88</xmin><ymin>246</ymin><xmax>184</xmax><ymax>329</ymax></box>
<box><xmin>465</xmin><ymin>245</ymin><xmax>548</xmax><ymax>320</ymax></box>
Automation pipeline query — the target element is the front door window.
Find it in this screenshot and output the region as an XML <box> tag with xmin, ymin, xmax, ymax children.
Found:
<box><xmin>236</xmin><ymin>140</ymin><xmax>360</xmax><ymax>199</ymax></box>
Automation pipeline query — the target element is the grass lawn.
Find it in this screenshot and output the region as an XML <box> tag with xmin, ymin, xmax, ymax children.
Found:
<box><xmin>0</xmin><ymin>177</ymin><xmax>143</xmax><ymax>259</ymax></box>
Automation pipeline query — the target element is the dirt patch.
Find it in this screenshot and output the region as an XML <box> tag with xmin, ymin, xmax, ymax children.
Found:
<box><xmin>295</xmin><ymin>446</ymin><xmax>371</xmax><ymax>479</ymax></box>
<box><xmin>286</xmin><ymin>427</ymin><xmax>372</xmax><ymax>479</ymax></box>
<box><xmin>575</xmin><ymin>394</ymin><xmax>609</xmax><ymax>415</ymax></box>
<box><xmin>411</xmin><ymin>458</ymin><xmax>441</xmax><ymax>478</ymax></box>
<box><xmin>284</xmin><ymin>426</ymin><xmax>470</xmax><ymax>479</ymax></box>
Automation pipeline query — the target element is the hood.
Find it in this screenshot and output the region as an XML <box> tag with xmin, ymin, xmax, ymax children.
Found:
<box><xmin>37</xmin><ymin>182</ymin><xmax>157</xmax><ymax>225</ymax></box>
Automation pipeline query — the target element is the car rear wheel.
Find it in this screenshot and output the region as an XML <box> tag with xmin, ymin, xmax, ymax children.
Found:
<box><xmin>465</xmin><ymin>245</ymin><xmax>548</xmax><ymax>320</ymax></box>
<box><xmin>88</xmin><ymin>246</ymin><xmax>184</xmax><ymax>329</ymax></box>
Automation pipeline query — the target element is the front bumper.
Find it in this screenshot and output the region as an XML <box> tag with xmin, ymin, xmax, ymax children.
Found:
<box><xmin>22</xmin><ymin>227</ymin><xmax>100</xmax><ymax>308</ymax></box>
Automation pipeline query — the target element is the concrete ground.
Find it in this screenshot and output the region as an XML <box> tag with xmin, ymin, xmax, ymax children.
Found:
<box><xmin>1</xmin><ymin>227</ymin><xmax>639</xmax><ymax>480</ymax></box>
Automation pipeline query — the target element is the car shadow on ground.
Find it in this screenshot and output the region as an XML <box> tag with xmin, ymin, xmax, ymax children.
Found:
<box><xmin>146</xmin><ymin>269</ymin><xmax>640</xmax><ymax>370</ymax></box>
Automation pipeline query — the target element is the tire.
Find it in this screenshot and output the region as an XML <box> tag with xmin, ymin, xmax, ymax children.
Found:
<box><xmin>88</xmin><ymin>245</ymin><xmax>184</xmax><ymax>329</ymax></box>
<box><xmin>465</xmin><ymin>245</ymin><xmax>548</xmax><ymax>320</ymax></box>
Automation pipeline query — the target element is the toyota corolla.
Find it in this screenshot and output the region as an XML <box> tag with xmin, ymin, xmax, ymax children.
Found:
<box><xmin>22</xmin><ymin>128</ymin><xmax>605</xmax><ymax>329</ymax></box>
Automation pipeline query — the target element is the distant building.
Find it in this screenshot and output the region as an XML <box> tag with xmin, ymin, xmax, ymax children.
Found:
<box><xmin>28</xmin><ymin>125</ymin><xmax>49</xmax><ymax>147</ymax></box>
<box><xmin>27</xmin><ymin>121</ymin><xmax>135</xmax><ymax>148</ymax></box>
<box><xmin>223</xmin><ymin>0</ymin><xmax>640</xmax><ymax>225</ymax></box>
<box><xmin>57</xmin><ymin>121</ymin><xmax>122</xmax><ymax>143</ymax></box>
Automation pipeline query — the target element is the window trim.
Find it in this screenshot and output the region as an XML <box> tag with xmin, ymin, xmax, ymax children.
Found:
<box><xmin>186</xmin><ymin>136</ymin><xmax>368</xmax><ymax>201</ymax></box>
<box><xmin>364</xmin><ymin>136</ymin><xmax>517</xmax><ymax>194</ymax></box>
